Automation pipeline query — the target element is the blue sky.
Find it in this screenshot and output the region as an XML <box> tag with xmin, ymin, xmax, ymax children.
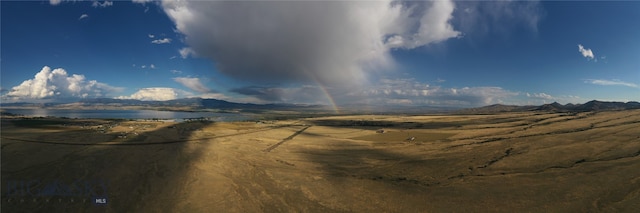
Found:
<box><xmin>1</xmin><ymin>1</ymin><xmax>638</xmax><ymax>108</ymax></box>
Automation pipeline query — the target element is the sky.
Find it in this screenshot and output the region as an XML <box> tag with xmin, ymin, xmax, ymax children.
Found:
<box><xmin>1</xmin><ymin>0</ymin><xmax>639</xmax><ymax>110</ymax></box>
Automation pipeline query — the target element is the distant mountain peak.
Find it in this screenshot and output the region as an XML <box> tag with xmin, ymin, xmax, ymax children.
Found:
<box><xmin>459</xmin><ymin>100</ymin><xmax>640</xmax><ymax>114</ymax></box>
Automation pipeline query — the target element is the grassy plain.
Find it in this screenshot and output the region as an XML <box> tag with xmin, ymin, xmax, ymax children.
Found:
<box><xmin>2</xmin><ymin>110</ymin><xmax>640</xmax><ymax>212</ymax></box>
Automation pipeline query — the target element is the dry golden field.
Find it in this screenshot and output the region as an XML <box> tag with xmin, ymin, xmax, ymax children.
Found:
<box><xmin>2</xmin><ymin>110</ymin><xmax>640</xmax><ymax>212</ymax></box>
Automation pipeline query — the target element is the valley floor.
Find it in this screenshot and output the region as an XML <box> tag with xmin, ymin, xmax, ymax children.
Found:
<box><xmin>2</xmin><ymin>110</ymin><xmax>640</xmax><ymax>212</ymax></box>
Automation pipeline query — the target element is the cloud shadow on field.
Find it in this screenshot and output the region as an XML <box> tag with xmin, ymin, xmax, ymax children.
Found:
<box><xmin>294</xmin><ymin>126</ymin><xmax>462</xmax><ymax>189</ymax></box>
<box><xmin>303</xmin><ymin>147</ymin><xmax>440</xmax><ymax>185</ymax></box>
<box><xmin>304</xmin><ymin>115</ymin><xmax>528</xmax><ymax>131</ymax></box>
<box><xmin>0</xmin><ymin>118</ymin><xmax>214</xmax><ymax>212</ymax></box>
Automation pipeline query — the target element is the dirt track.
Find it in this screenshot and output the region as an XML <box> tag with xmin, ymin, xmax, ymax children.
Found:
<box><xmin>2</xmin><ymin>110</ymin><xmax>640</xmax><ymax>212</ymax></box>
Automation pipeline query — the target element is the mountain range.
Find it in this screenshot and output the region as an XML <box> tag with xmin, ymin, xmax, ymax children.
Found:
<box><xmin>0</xmin><ymin>98</ymin><xmax>326</xmax><ymax>112</ymax></box>
<box><xmin>458</xmin><ymin>100</ymin><xmax>640</xmax><ymax>114</ymax></box>
<box><xmin>1</xmin><ymin>98</ymin><xmax>639</xmax><ymax>114</ymax></box>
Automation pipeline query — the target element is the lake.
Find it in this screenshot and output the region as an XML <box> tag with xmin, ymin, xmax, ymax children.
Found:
<box><xmin>1</xmin><ymin>109</ymin><xmax>252</xmax><ymax>122</ymax></box>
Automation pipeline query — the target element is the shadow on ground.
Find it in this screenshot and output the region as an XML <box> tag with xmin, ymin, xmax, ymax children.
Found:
<box><xmin>1</xmin><ymin>118</ymin><xmax>212</xmax><ymax>213</ymax></box>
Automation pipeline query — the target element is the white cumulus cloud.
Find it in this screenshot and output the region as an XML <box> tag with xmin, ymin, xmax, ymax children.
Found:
<box><xmin>50</xmin><ymin>0</ymin><xmax>62</xmax><ymax>5</ymax></box>
<box><xmin>526</xmin><ymin>92</ymin><xmax>554</xmax><ymax>99</ymax></box>
<box><xmin>137</xmin><ymin>64</ymin><xmax>155</xmax><ymax>69</ymax></box>
<box><xmin>578</xmin><ymin>44</ymin><xmax>595</xmax><ymax>60</ymax></box>
<box><xmin>115</xmin><ymin>87</ymin><xmax>186</xmax><ymax>101</ymax></box>
<box><xmin>173</xmin><ymin>77</ymin><xmax>211</xmax><ymax>93</ymax></box>
<box><xmin>193</xmin><ymin>92</ymin><xmax>230</xmax><ymax>101</ymax></box>
<box><xmin>385</xmin><ymin>0</ymin><xmax>461</xmax><ymax>49</ymax></box>
<box><xmin>3</xmin><ymin>66</ymin><xmax>122</xmax><ymax>101</ymax></box>
<box><xmin>351</xmin><ymin>78</ymin><xmax>522</xmax><ymax>107</ymax></box>
<box><xmin>178</xmin><ymin>47</ymin><xmax>195</xmax><ymax>59</ymax></box>
<box><xmin>520</xmin><ymin>92</ymin><xmax>583</xmax><ymax>105</ymax></box>
<box><xmin>151</xmin><ymin>38</ymin><xmax>171</xmax><ymax>44</ymax></box>
<box><xmin>92</xmin><ymin>1</ymin><xmax>113</xmax><ymax>8</ymax></box>
<box><xmin>132</xmin><ymin>0</ymin><xmax>153</xmax><ymax>4</ymax></box>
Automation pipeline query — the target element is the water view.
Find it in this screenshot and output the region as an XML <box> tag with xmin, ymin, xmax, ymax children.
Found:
<box><xmin>1</xmin><ymin>109</ymin><xmax>250</xmax><ymax>122</ymax></box>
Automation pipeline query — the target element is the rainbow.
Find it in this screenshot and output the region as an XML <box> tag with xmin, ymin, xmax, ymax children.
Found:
<box><xmin>316</xmin><ymin>84</ymin><xmax>339</xmax><ymax>114</ymax></box>
<box><xmin>308</xmin><ymin>73</ymin><xmax>339</xmax><ymax>113</ymax></box>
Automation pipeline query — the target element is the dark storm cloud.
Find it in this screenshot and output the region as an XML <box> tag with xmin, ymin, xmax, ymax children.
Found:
<box><xmin>161</xmin><ymin>0</ymin><xmax>460</xmax><ymax>87</ymax></box>
<box><xmin>159</xmin><ymin>0</ymin><xmax>544</xmax><ymax>107</ymax></box>
<box><xmin>230</xmin><ymin>86</ymin><xmax>283</xmax><ymax>102</ymax></box>
<box><xmin>231</xmin><ymin>85</ymin><xmax>328</xmax><ymax>104</ymax></box>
